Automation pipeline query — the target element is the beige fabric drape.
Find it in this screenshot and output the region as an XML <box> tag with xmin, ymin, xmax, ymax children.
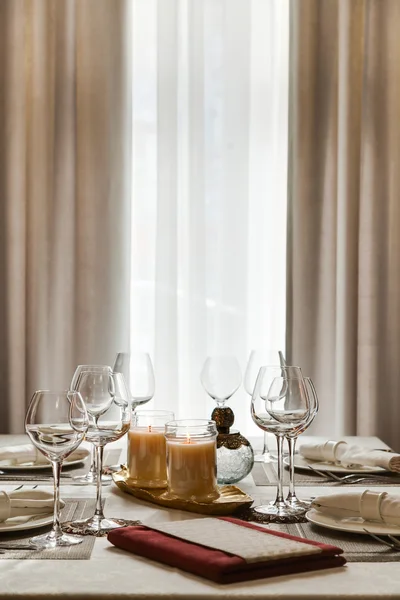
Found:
<box><xmin>287</xmin><ymin>0</ymin><xmax>400</xmax><ymax>450</ymax></box>
<box><xmin>0</xmin><ymin>0</ymin><xmax>131</xmax><ymax>433</ymax></box>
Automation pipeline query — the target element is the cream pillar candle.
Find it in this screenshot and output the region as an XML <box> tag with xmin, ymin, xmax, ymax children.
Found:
<box><xmin>127</xmin><ymin>411</ymin><xmax>174</xmax><ymax>488</ymax></box>
<box><xmin>165</xmin><ymin>420</ymin><xmax>218</xmax><ymax>502</ymax></box>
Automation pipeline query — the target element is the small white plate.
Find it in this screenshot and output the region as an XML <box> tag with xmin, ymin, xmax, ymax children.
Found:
<box><xmin>0</xmin><ymin>448</ymin><xmax>90</xmax><ymax>472</ymax></box>
<box><xmin>306</xmin><ymin>508</ymin><xmax>400</xmax><ymax>536</ymax></box>
<box><xmin>0</xmin><ymin>513</ymin><xmax>54</xmax><ymax>533</ymax></box>
<box><xmin>285</xmin><ymin>454</ymin><xmax>386</xmax><ymax>474</ymax></box>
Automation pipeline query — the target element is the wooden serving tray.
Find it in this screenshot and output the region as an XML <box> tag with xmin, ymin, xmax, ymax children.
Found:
<box><xmin>112</xmin><ymin>468</ymin><xmax>253</xmax><ymax>515</ymax></box>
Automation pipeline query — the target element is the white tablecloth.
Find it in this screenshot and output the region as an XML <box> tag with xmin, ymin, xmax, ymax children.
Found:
<box><xmin>0</xmin><ymin>434</ymin><xmax>399</xmax><ymax>600</ymax></box>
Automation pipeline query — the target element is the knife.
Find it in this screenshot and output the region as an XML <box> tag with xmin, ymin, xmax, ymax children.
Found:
<box><xmin>0</xmin><ymin>544</ymin><xmax>39</xmax><ymax>550</ymax></box>
<box><xmin>0</xmin><ymin>474</ymin><xmax>73</xmax><ymax>481</ymax></box>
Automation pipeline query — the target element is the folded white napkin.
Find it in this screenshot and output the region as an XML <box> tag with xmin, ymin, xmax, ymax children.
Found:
<box><xmin>299</xmin><ymin>440</ymin><xmax>400</xmax><ymax>472</ymax></box>
<box><xmin>0</xmin><ymin>444</ymin><xmax>89</xmax><ymax>467</ymax></box>
<box><xmin>0</xmin><ymin>490</ymin><xmax>65</xmax><ymax>523</ymax></box>
<box><xmin>312</xmin><ymin>490</ymin><xmax>400</xmax><ymax>526</ymax></box>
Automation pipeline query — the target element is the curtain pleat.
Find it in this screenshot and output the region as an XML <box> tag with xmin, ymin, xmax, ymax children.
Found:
<box><xmin>0</xmin><ymin>0</ymin><xmax>131</xmax><ymax>433</ymax></box>
<box><xmin>288</xmin><ymin>0</ymin><xmax>400</xmax><ymax>449</ymax></box>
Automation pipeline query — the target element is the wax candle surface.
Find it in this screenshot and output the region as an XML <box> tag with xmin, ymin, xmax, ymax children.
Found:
<box><xmin>128</xmin><ymin>427</ymin><xmax>167</xmax><ymax>488</ymax></box>
<box><xmin>167</xmin><ymin>438</ymin><xmax>218</xmax><ymax>502</ymax></box>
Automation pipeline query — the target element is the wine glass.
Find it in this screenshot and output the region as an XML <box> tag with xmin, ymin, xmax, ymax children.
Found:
<box><xmin>200</xmin><ymin>356</ymin><xmax>241</xmax><ymax>407</ymax></box>
<box><xmin>64</xmin><ymin>371</ymin><xmax>131</xmax><ymax>534</ymax></box>
<box><xmin>113</xmin><ymin>352</ymin><xmax>155</xmax><ymax>410</ymax></box>
<box><xmin>70</xmin><ymin>365</ymin><xmax>114</xmax><ymax>485</ymax></box>
<box><xmin>285</xmin><ymin>377</ymin><xmax>319</xmax><ymax>511</ymax></box>
<box><xmin>244</xmin><ymin>351</ymin><xmax>275</xmax><ymax>463</ymax></box>
<box><xmin>25</xmin><ymin>390</ymin><xmax>89</xmax><ymax>548</ymax></box>
<box><xmin>250</xmin><ymin>366</ymin><xmax>310</xmax><ymax>520</ymax></box>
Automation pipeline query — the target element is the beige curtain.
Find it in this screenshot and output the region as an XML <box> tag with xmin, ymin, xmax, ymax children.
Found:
<box><xmin>0</xmin><ymin>0</ymin><xmax>131</xmax><ymax>433</ymax></box>
<box><xmin>287</xmin><ymin>0</ymin><xmax>400</xmax><ymax>450</ymax></box>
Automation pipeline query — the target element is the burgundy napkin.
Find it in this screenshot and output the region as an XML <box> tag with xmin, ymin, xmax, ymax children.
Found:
<box><xmin>108</xmin><ymin>517</ymin><xmax>345</xmax><ymax>584</ymax></box>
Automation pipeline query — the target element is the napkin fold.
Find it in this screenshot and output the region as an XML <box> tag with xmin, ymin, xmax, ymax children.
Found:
<box><xmin>108</xmin><ymin>517</ymin><xmax>346</xmax><ymax>584</ymax></box>
<box><xmin>299</xmin><ymin>440</ymin><xmax>400</xmax><ymax>472</ymax></box>
<box><xmin>312</xmin><ymin>490</ymin><xmax>400</xmax><ymax>526</ymax></box>
<box><xmin>0</xmin><ymin>490</ymin><xmax>64</xmax><ymax>523</ymax></box>
<box><xmin>0</xmin><ymin>444</ymin><xmax>88</xmax><ymax>467</ymax></box>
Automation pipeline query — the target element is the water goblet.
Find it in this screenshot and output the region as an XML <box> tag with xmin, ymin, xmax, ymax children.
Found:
<box><xmin>244</xmin><ymin>352</ymin><xmax>276</xmax><ymax>463</ymax></box>
<box><xmin>25</xmin><ymin>390</ymin><xmax>89</xmax><ymax>548</ymax></box>
<box><xmin>70</xmin><ymin>365</ymin><xmax>114</xmax><ymax>485</ymax></box>
<box><xmin>200</xmin><ymin>356</ymin><xmax>241</xmax><ymax>408</ymax></box>
<box><xmin>65</xmin><ymin>371</ymin><xmax>132</xmax><ymax>534</ymax></box>
<box><xmin>113</xmin><ymin>352</ymin><xmax>155</xmax><ymax>410</ymax></box>
<box><xmin>285</xmin><ymin>377</ymin><xmax>319</xmax><ymax>511</ymax></box>
<box><xmin>250</xmin><ymin>367</ymin><xmax>310</xmax><ymax>520</ymax></box>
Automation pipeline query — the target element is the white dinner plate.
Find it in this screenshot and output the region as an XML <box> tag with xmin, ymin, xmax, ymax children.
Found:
<box><xmin>285</xmin><ymin>454</ymin><xmax>386</xmax><ymax>474</ymax></box>
<box><xmin>306</xmin><ymin>508</ymin><xmax>400</xmax><ymax>536</ymax></box>
<box><xmin>0</xmin><ymin>448</ymin><xmax>90</xmax><ymax>472</ymax></box>
<box><xmin>0</xmin><ymin>513</ymin><xmax>54</xmax><ymax>534</ymax></box>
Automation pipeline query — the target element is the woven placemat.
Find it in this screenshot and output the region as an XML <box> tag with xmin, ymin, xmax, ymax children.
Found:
<box><xmin>0</xmin><ymin>498</ymin><xmax>99</xmax><ymax>560</ymax></box>
<box><xmin>266</xmin><ymin>521</ymin><xmax>400</xmax><ymax>562</ymax></box>
<box><xmin>252</xmin><ymin>462</ymin><xmax>400</xmax><ymax>487</ymax></box>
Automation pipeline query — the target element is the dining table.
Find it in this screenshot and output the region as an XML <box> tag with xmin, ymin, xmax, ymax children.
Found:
<box><xmin>0</xmin><ymin>433</ymin><xmax>399</xmax><ymax>600</ymax></box>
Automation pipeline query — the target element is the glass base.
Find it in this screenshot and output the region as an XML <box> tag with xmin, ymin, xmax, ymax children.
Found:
<box><xmin>253</xmin><ymin>451</ymin><xmax>277</xmax><ymax>463</ymax></box>
<box><xmin>63</xmin><ymin>516</ymin><xmax>138</xmax><ymax>536</ymax></box>
<box><xmin>72</xmin><ymin>471</ymin><xmax>112</xmax><ymax>485</ymax></box>
<box><xmin>252</xmin><ymin>500</ymin><xmax>304</xmax><ymax>522</ymax></box>
<box><xmin>30</xmin><ymin>531</ymin><xmax>83</xmax><ymax>549</ymax></box>
<box><xmin>285</xmin><ymin>495</ymin><xmax>314</xmax><ymax>512</ymax></box>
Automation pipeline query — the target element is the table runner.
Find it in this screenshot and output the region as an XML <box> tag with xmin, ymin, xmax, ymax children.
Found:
<box><xmin>268</xmin><ymin>522</ymin><xmax>400</xmax><ymax>562</ymax></box>
<box><xmin>0</xmin><ymin>498</ymin><xmax>98</xmax><ymax>560</ymax></box>
<box><xmin>252</xmin><ymin>462</ymin><xmax>400</xmax><ymax>487</ymax></box>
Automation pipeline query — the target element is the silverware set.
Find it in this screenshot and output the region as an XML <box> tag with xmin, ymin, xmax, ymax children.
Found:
<box><xmin>308</xmin><ymin>466</ymin><xmax>396</xmax><ymax>484</ymax></box>
<box><xmin>363</xmin><ymin>529</ymin><xmax>400</xmax><ymax>551</ymax></box>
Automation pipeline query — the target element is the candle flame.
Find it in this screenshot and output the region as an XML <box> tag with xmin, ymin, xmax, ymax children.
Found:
<box><xmin>185</xmin><ymin>431</ymin><xmax>191</xmax><ymax>444</ymax></box>
<box><xmin>148</xmin><ymin>425</ymin><xmax>152</xmax><ymax>433</ymax></box>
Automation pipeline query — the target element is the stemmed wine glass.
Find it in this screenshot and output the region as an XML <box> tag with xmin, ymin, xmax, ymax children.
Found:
<box><xmin>64</xmin><ymin>371</ymin><xmax>131</xmax><ymax>534</ymax></box>
<box><xmin>25</xmin><ymin>391</ymin><xmax>89</xmax><ymax>548</ymax></box>
<box><xmin>244</xmin><ymin>351</ymin><xmax>275</xmax><ymax>463</ymax></box>
<box><xmin>71</xmin><ymin>365</ymin><xmax>114</xmax><ymax>485</ymax></box>
<box><xmin>113</xmin><ymin>352</ymin><xmax>155</xmax><ymax>410</ymax></box>
<box><xmin>251</xmin><ymin>366</ymin><xmax>310</xmax><ymax>520</ymax></box>
<box><xmin>200</xmin><ymin>356</ymin><xmax>241</xmax><ymax>407</ymax></box>
<box><xmin>285</xmin><ymin>377</ymin><xmax>319</xmax><ymax>511</ymax></box>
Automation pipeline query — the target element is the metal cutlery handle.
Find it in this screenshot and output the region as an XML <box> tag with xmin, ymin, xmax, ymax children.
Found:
<box><xmin>0</xmin><ymin>544</ymin><xmax>39</xmax><ymax>551</ymax></box>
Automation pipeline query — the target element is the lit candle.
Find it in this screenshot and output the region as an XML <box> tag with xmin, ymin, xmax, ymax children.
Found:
<box><xmin>127</xmin><ymin>410</ymin><xmax>174</xmax><ymax>488</ymax></box>
<box><xmin>165</xmin><ymin>420</ymin><xmax>218</xmax><ymax>502</ymax></box>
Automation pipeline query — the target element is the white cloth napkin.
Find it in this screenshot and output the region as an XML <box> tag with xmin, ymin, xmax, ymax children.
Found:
<box><xmin>312</xmin><ymin>490</ymin><xmax>400</xmax><ymax>526</ymax></box>
<box><xmin>0</xmin><ymin>444</ymin><xmax>88</xmax><ymax>467</ymax></box>
<box><xmin>0</xmin><ymin>490</ymin><xmax>65</xmax><ymax>523</ymax></box>
<box><xmin>299</xmin><ymin>440</ymin><xmax>400</xmax><ymax>472</ymax></box>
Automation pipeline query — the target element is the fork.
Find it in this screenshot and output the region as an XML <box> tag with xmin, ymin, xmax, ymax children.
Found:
<box><xmin>363</xmin><ymin>529</ymin><xmax>400</xmax><ymax>550</ymax></box>
<box><xmin>308</xmin><ymin>466</ymin><xmax>365</xmax><ymax>483</ymax></box>
<box><xmin>308</xmin><ymin>466</ymin><xmax>393</xmax><ymax>484</ymax></box>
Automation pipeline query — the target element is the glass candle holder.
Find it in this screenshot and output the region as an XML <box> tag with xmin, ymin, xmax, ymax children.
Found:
<box><xmin>165</xmin><ymin>419</ymin><xmax>218</xmax><ymax>502</ymax></box>
<box><xmin>127</xmin><ymin>410</ymin><xmax>174</xmax><ymax>488</ymax></box>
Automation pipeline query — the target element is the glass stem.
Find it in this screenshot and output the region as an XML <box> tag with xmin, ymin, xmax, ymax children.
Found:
<box><xmin>286</xmin><ymin>436</ymin><xmax>297</xmax><ymax>501</ymax></box>
<box><xmin>262</xmin><ymin>431</ymin><xmax>269</xmax><ymax>455</ymax></box>
<box><xmin>51</xmin><ymin>460</ymin><xmax>62</xmax><ymax>538</ymax></box>
<box><xmin>94</xmin><ymin>445</ymin><xmax>105</xmax><ymax>519</ymax></box>
<box><xmin>275</xmin><ymin>435</ymin><xmax>284</xmax><ymax>504</ymax></box>
<box><xmin>89</xmin><ymin>445</ymin><xmax>96</xmax><ymax>475</ymax></box>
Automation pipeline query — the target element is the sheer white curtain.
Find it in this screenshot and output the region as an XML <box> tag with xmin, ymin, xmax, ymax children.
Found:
<box><xmin>130</xmin><ymin>0</ymin><xmax>289</xmax><ymax>435</ymax></box>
